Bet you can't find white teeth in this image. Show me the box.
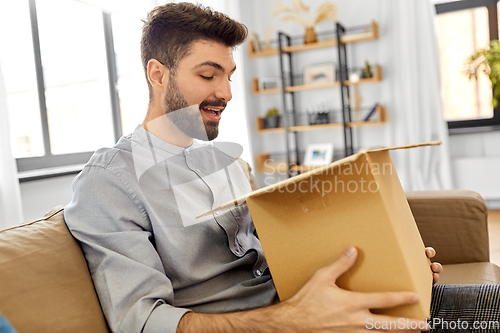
[203,107,221,116]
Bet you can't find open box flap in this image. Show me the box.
[197,141,441,218]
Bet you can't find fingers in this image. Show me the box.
[425,247,436,258]
[355,291,419,310]
[431,262,442,284]
[431,262,442,274]
[321,246,358,281]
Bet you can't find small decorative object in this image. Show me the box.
[303,143,334,166]
[307,101,330,125]
[304,27,317,44]
[349,73,363,121]
[466,39,500,107]
[263,107,281,129]
[304,63,335,85]
[272,0,338,45]
[259,77,281,91]
[361,61,373,79]
[363,103,379,121]
[248,32,261,52]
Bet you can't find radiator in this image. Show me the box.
[453,157,500,200]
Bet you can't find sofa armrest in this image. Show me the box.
[406,190,489,265]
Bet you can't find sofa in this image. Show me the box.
[0,190,499,333]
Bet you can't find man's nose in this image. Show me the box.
[215,79,232,102]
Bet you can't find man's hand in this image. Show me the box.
[177,247,430,332]
[425,247,443,284]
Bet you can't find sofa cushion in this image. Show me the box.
[406,190,489,265]
[437,262,500,285]
[0,207,109,333]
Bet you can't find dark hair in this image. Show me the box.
[141,2,248,97]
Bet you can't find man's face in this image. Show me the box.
[163,40,235,141]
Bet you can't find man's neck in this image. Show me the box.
[142,112,194,148]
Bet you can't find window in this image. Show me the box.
[0,0,44,159]
[0,0,149,175]
[435,0,500,131]
[111,14,149,135]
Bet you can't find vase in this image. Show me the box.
[264,116,281,129]
[304,27,317,44]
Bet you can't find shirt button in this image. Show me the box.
[256,270,262,276]
[185,149,190,155]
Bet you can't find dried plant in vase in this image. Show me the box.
[272,0,338,44]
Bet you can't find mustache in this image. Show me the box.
[199,99,227,110]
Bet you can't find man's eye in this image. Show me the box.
[200,75,213,80]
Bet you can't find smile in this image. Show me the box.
[201,106,224,120]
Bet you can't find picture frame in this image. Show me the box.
[304,63,336,85]
[303,143,334,166]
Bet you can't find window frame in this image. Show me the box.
[15,0,123,176]
[435,0,500,132]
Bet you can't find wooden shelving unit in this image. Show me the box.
[251,21,386,176]
[256,105,387,133]
[248,21,379,59]
[252,66,382,95]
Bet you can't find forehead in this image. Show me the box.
[179,40,235,71]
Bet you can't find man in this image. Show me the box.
[65,3,442,332]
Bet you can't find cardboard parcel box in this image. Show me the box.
[203,142,439,320]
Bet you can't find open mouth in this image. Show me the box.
[201,106,223,120]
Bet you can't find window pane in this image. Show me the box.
[437,7,493,121]
[36,0,115,155]
[112,14,149,135]
[0,0,45,158]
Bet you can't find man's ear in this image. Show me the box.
[147,59,169,93]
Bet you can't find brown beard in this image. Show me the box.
[163,73,220,141]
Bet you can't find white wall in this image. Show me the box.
[19,175,75,222]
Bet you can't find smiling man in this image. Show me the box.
[142,41,235,144]
[64,3,442,333]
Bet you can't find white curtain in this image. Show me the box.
[378,0,454,191]
[0,61,24,229]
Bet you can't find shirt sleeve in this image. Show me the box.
[64,164,190,333]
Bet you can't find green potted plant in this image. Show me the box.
[361,61,373,79]
[466,39,500,107]
[264,107,281,128]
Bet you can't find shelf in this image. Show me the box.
[256,105,387,133]
[248,21,379,58]
[252,65,382,95]
[289,122,343,131]
[251,78,281,95]
[256,153,324,173]
[256,117,284,133]
[256,153,288,173]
